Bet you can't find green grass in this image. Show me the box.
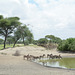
[0,44,4,50]
[0,44,41,50]
[0,44,24,50]
[0,44,13,50]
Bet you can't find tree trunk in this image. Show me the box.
[13,38,19,47]
[4,29,8,49]
[23,37,25,46]
[13,40,17,47]
[4,35,7,49]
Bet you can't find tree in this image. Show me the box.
[33,40,38,45]
[53,37,62,44]
[0,15,3,19]
[17,25,33,45]
[13,25,33,47]
[38,38,48,45]
[57,38,75,52]
[19,25,29,45]
[45,35,55,40]
[45,35,62,44]
[26,30,33,44]
[12,27,21,47]
[0,38,4,44]
[0,15,21,48]
[45,35,55,43]
[6,36,14,45]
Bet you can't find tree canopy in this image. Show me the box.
[12,25,33,47]
[38,38,48,45]
[45,35,61,43]
[0,15,21,48]
[57,38,75,52]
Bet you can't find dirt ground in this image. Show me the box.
[0,46,75,75]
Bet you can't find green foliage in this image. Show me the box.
[45,35,62,44]
[0,38,4,44]
[26,31,33,44]
[12,25,33,47]
[33,40,38,45]
[6,36,14,45]
[0,15,3,19]
[53,37,62,44]
[58,38,75,52]
[0,15,21,48]
[45,35,55,40]
[0,44,13,50]
[38,38,48,45]
[0,44,24,50]
[24,40,29,45]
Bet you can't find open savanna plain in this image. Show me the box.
[0,45,75,75]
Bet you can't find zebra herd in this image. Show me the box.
[47,54,62,59]
[23,54,62,60]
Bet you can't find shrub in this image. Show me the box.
[58,38,75,52]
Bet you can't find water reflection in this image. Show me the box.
[37,58,75,69]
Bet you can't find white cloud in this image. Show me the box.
[0,0,75,39]
[12,0,21,5]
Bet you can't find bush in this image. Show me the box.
[58,38,75,52]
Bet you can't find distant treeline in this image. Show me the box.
[33,35,75,52]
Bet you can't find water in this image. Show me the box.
[35,57,75,69]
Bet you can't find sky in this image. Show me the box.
[0,0,75,40]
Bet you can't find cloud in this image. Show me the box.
[0,0,75,39]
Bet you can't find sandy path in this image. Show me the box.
[0,46,75,75]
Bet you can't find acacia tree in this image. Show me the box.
[0,15,21,48]
[12,29,21,47]
[45,35,61,44]
[13,25,33,47]
[38,38,48,46]
[19,25,28,45]
[26,30,33,44]
[45,35,55,43]
[18,25,33,45]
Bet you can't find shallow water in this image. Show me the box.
[36,57,75,69]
